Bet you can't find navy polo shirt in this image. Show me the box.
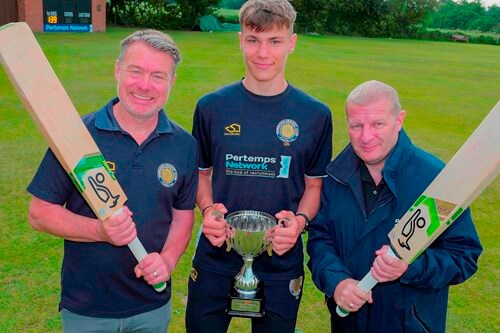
[192,81,333,280]
[27,98,198,318]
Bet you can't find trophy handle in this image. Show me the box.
[211,210,232,252]
[278,218,291,227]
[268,218,290,256]
[226,226,233,252]
[265,228,275,256]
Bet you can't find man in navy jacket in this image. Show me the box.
[307,80,482,332]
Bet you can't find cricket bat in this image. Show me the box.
[0,22,165,292]
[337,101,500,316]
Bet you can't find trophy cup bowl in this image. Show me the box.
[225,210,276,317]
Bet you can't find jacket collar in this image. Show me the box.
[327,130,413,199]
[95,97,174,134]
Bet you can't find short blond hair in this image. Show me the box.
[346,80,402,116]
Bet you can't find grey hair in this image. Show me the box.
[345,80,402,116]
[118,29,181,71]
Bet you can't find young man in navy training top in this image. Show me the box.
[186,0,333,332]
[307,80,482,332]
[27,29,198,332]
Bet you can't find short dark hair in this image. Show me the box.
[239,0,297,33]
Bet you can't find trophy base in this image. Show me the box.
[227,282,265,318]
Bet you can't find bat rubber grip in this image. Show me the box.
[128,238,166,292]
[113,208,167,292]
[336,247,397,317]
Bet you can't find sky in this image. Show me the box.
[478,0,500,7]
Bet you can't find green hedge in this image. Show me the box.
[414,28,499,45]
[111,1,183,30]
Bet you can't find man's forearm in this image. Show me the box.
[296,177,322,221]
[29,196,101,242]
[196,169,214,213]
[160,209,195,271]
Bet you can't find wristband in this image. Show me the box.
[295,213,310,234]
[201,205,213,217]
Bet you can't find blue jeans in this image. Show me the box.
[61,301,171,333]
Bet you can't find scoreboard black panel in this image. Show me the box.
[43,0,92,32]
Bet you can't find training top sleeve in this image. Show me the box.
[306,109,333,177]
[192,102,213,169]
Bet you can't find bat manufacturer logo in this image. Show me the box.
[398,208,426,251]
[397,195,448,252]
[88,172,120,208]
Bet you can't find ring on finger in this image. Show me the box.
[350,303,354,308]
[153,271,158,277]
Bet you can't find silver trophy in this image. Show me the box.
[224,210,276,317]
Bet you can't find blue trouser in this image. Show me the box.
[61,301,171,333]
[185,266,303,333]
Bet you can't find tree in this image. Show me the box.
[176,0,220,22]
[107,0,220,29]
[385,0,438,36]
[293,0,332,33]
[425,0,493,30]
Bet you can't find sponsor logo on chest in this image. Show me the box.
[225,154,291,179]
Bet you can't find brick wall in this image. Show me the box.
[92,0,106,32]
[18,0,106,33]
[18,0,43,32]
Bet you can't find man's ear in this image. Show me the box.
[238,31,243,50]
[114,60,120,81]
[397,110,406,131]
[289,33,297,53]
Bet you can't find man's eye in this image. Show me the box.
[153,75,166,82]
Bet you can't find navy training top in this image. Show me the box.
[192,81,333,280]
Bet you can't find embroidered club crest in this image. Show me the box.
[289,276,303,299]
[157,163,178,188]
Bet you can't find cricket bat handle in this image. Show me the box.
[336,247,398,317]
[113,208,167,292]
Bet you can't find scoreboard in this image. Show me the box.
[43,0,92,32]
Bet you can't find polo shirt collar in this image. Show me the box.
[359,161,385,186]
[95,97,174,134]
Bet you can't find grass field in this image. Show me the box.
[0,27,499,332]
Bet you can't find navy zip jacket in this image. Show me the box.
[307,130,482,333]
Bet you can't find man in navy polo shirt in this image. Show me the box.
[27,29,198,332]
[185,1,333,332]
